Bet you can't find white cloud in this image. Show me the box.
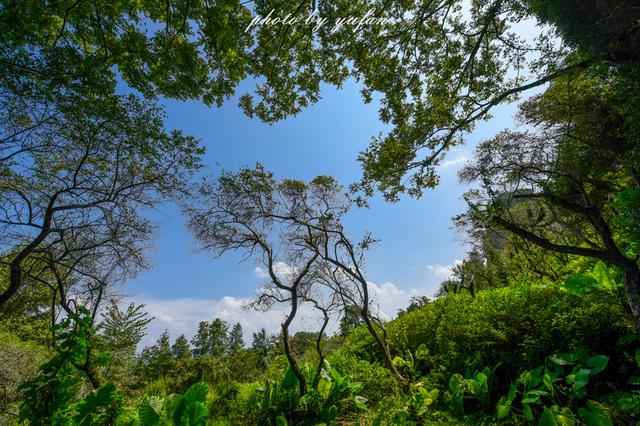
[426,260,462,282]
[367,281,418,321]
[131,281,421,349]
[254,262,295,281]
[439,155,469,171]
[253,266,268,279]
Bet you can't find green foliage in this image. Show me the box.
[446,367,492,416]
[98,301,154,388]
[18,307,119,425]
[495,349,614,424]
[172,335,192,362]
[0,330,49,424]
[138,330,175,383]
[385,284,633,384]
[562,261,620,297]
[227,323,244,356]
[138,382,209,426]
[400,383,440,421]
[612,187,640,257]
[245,360,366,425]
[328,351,400,405]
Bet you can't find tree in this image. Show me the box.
[353,0,640,200]
[299,289,340,389]
[185,164,406,388]
[5,0,638,206]
[190,318,230,358]
[98,301,153,355]
[172,335,192,361]
[191,321,211,358]
[397,295,431,316]
[338,304,363,338]
[97,301,153,386]
[439,251,486,297]
[457,72,640,323]
[227,323,244,355]
[139,330,174,382]
[251,328,271,355]
[0,90,202,311]
[209,318,230,358]
[186,169,319,395]
[252,328,275,369]
[17,308,117,424]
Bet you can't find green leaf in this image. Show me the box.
[138,396,163,426]
[73,383,116,425]
[523,403,534,422]
[184,382,208,404]
[164,394,185,424]
[563,275,598,296]
[548,353,578,366]
[577,401,613,426]
[181,401,208,426]
[570,369,591,393]
[592,261,614,289]
[507,383,517,401]
[538,407,558,426]
[522,395,542,404]
[282,367,297,390]
[586,355,609,375]
[496,396,512,419]
[543,373,554,392]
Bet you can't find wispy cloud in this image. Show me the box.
[439,155,469,171]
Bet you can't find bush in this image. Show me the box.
[0,331,49,424]
[384,284,634,386]
[329,351,400,405]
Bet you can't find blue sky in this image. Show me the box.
[123,77,523,345]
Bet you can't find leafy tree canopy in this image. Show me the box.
[4,0,639,202]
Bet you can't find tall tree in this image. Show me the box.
[171,335,192,361]
[4,0,638,205]
[251,328,271,356]
[191,321,211,358]
[227,323,244,355]
[97,300,153,386]
[208,318,230,358]
[252,328,274,369]
[139,330,174,381]
[0,91,202,310]
[457,72,640,323]
[185,165,406,388]
[186,167,319,395]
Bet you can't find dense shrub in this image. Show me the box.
[328,352,400,405]
[385,284,635,380]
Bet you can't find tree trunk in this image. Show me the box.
[622,261,640,326]
[312,311,329,389]
[467,282,475,298]
[362,315,407,390]
[281,325,307,395]
[281,294,307,395]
